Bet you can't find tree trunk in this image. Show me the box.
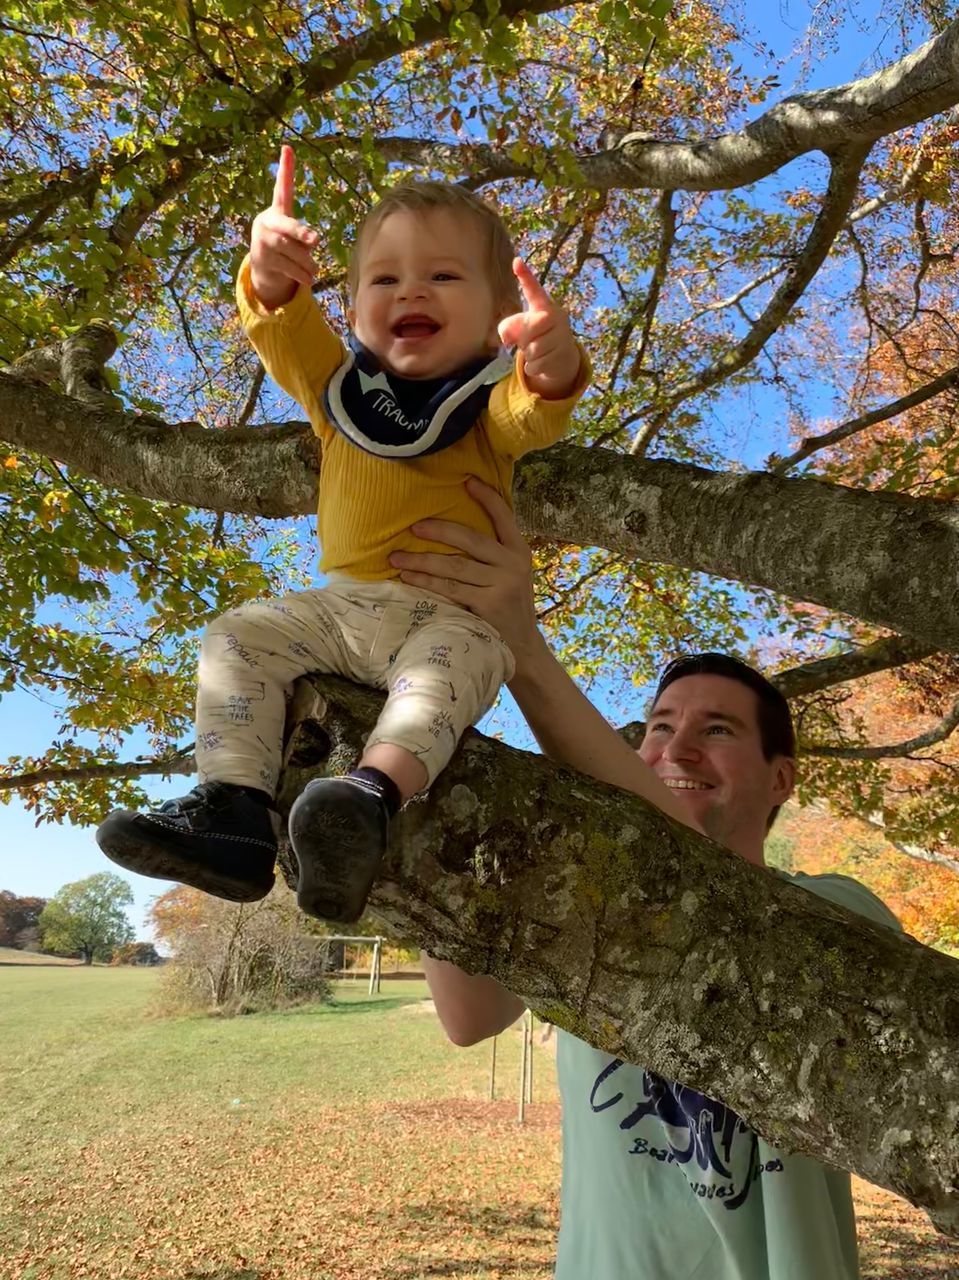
[276,674,959,1237]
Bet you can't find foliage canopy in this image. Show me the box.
[2,0,959,881]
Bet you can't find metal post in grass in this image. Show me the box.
[489,1035,497,1101]
[368,936,382,996]
[518,1011,529,1123]
[525,1010,534,1104]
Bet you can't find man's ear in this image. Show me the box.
[773,756,796,807]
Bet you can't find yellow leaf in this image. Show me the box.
[3,456,19,469]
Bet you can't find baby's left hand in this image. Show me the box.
[497,258,581,399]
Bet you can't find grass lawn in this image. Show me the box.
[1,966,955,1279]
[0,946,82,966]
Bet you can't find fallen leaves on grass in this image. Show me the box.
[4,1100,562,1280]
[854,1177,959,1279]
[6,1101,958,1279]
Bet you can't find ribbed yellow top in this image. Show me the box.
[237,258,590,580]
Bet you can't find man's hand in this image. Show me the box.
[389,477,547,675]
[249,144,319,310]
[497,258,581,399]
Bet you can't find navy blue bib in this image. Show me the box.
[324,335,512,458]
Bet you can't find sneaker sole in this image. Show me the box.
[288,786,385,924]
[96,812,275,904]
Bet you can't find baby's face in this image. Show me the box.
[348,207,507,380]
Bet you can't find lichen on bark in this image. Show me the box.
[275,672,959,1237]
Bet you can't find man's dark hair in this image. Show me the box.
[652,653,796,829]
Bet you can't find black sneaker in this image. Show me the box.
[288,777,390,924]
[96,781,277,903]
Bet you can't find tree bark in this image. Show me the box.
[231,19,959,197]
[515,446,959,655]
[276,674,959,1237]
[3,377,958,652]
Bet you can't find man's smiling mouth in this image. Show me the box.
[662,779,714,790]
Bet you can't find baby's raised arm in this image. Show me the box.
[249,145,319,310]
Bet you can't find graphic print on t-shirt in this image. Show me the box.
[589,1057,785,1210]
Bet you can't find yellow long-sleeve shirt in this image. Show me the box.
[237,257,591,580]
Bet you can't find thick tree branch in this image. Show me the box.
[0,375,320,515]
[514,445,959,655]
[3,378,959,652]
[861,813,959,877]
[772,636,939,700]
[807,695,959,759]
[305,23,959,196]
[593,19,959,191]
[1,321,121,408]
[768,362,959,474]
[7,14,959,273]
[276,674,959,1236]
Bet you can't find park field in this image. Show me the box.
[0,965,956,1280]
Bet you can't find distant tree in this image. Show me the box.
[0,891,48,948]
[38,873,134,964]
[110,940,162,966]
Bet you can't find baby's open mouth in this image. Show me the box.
[393,318,441,338]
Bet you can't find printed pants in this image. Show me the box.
[194,577,515,795]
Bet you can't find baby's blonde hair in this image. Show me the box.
[347,180,521,316]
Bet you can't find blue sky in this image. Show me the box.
[0,2,912,935]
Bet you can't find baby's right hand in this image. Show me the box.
[249,145,318,310]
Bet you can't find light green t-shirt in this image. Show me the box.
[555,873,901,1280]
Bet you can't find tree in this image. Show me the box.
[109,940,163,965]
[0,890,48,948]
[149,881,331,1013]
[3,0,959,1234]
[38,872,134,964]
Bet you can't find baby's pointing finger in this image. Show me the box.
[272,144,296,217]
[513,256,553,310]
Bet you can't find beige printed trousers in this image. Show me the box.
[194,577,515,796]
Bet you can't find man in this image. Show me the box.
[390,478,900,1280]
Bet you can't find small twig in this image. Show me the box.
[629,189,677,385]
[769,363,959,474]
[629,144,872,450]
[0,747,196,792]
[233,365,266,430]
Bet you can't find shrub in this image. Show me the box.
[149,882,331,1016]
[110,941,163,966]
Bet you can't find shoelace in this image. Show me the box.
[157,782,226,816]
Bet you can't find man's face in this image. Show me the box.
[637,673,795,865]
[347,207,505,380]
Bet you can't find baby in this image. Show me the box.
[97,145,589,923]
